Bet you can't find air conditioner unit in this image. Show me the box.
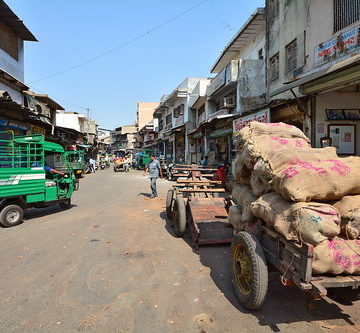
[220,96,236,108]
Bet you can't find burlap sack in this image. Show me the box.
[240,135,310,169]
[333,195,360,239]
[250,174,271,197]
[253,147,338,179]
[232,184,257,223]
[247,122,310,141]
[234,155,252,183]
[228,206,243,231]
[271,156,360,202]
[250,193,340,245]
[312,237,360,275]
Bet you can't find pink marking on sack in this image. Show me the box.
[281,166,299,178]
[287,160,327,175]
[334,251,352,269]
[328,160,351,175]
[270,136,289,145]
[295,140,304,148]
[284,124,293,128]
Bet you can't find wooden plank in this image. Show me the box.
[173,183,216,187]
[174,167,217,172]
[177,179,222,184]
[179,188,225,193]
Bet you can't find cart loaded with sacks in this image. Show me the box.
[166,164,233,249]
[228,121,360,310]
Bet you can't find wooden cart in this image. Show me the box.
[231,223,360,310]
[166,165,233,248]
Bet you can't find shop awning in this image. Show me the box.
[270,53,360,97]
[208,128,232,138]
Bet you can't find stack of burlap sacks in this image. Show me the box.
[228,121,360,275]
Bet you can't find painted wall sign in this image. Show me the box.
[232,109,270,136]
[315,24,360,66]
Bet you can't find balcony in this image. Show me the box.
[174,115,184,127]
[207,60,239,99]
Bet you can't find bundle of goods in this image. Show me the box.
[230,121,360,276]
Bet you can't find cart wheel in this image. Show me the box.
[59,199,71,209]
[0,204,24,227]
[172,197,186,237]
[231,231,268,310]
[166,189,174,219]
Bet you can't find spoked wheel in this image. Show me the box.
[231,231,268,310]
[172,197,186,237]
[0,204,24,227]
[59,199,71,209]
[166,189,174,219]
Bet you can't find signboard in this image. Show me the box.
[328,124,356,155]
[315,24,360,67]
[232,109,270,136]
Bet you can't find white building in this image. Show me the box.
[267,0,360,156]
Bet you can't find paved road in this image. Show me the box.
[0,169,359,333]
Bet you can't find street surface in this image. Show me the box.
[0,169,359,333]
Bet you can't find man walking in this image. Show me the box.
[145,154,162,198]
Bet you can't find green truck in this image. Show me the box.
[0,131,79,227]
[65,150,86,178]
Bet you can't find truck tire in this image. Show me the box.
[172,197,186,237]
[166,189,174,219]
[0,204,24,227]
[59,199,71,209]
[231,231,268,310]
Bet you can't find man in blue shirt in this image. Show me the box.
[145,154,162,198]
[44,165,65,176]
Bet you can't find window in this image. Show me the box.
[0,22,18,60]
[334,0,360,32]
[166,113,172,125]
[258,48,264,60]
[268,0,279,25]
[269,53,279,81]
[285,39,297,73]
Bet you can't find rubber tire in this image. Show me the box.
[59,199,71,209]
[172,197,186,237]
[166,189,174,219]
[231,231,268,310]
[0,204,24,227]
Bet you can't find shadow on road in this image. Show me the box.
[138,192,152,198]
[24,204,77,221]
[159,209,356,332]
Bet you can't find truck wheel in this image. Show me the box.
[166,189,174,219]
[0,204,24,227]
[59,199,71,209]
[231,231,268,310]
[172,197,186,237]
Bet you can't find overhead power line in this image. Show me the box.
[29,0,209,84]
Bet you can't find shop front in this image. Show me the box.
[299,55,360,156]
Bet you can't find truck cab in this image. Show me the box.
[0,132,79,227]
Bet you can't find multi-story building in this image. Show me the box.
[202,8,267,167]
[0,0,37,135]
[136,102,159,129]
[267,0,360,156]
[111,124,137,155]
[153,77,209,162]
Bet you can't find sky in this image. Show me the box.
[8,0,264,129]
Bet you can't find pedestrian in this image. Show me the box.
[215,162,230,186]
[144,154,162,198]
[89,158,96,173]
[200,155,209,167]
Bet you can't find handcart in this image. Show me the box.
[231,223,360,310]
[166,165,233,248]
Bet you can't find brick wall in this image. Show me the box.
[0,22,18,60]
